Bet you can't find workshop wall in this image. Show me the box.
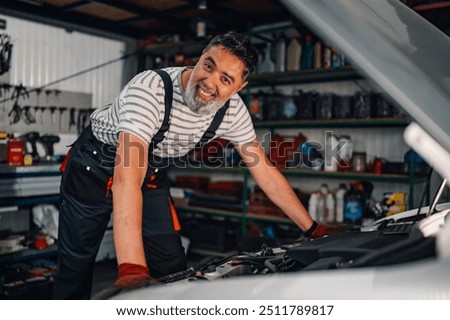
[0,14,125,107]
[0,13,126,154]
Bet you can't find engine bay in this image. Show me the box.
[157,207,448,284]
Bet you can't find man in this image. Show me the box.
[54,31,329,299]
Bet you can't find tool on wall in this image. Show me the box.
[58,106,67,131]
[0,34,13,75]
[69,107,76,131]
[49,106,57,125]
[22,105,36,124]
[8,84,29,124]
[39,106,46,124]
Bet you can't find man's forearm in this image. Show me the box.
[113,182,147,266]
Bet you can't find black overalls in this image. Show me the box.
[53,70,229,299]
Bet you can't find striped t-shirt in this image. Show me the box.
[90,67,256,158]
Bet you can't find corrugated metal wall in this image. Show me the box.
[0,13,125,108]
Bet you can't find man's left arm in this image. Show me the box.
[235,139,315,232]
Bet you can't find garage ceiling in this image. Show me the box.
[0,0,295,39]
[1,0,449,41]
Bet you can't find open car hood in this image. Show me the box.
[281,0,450,183]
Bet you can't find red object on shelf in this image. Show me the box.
[34,234,48,250]
[7,137,24,166]
[269,133,306,169]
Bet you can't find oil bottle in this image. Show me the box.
[343,183,364,225]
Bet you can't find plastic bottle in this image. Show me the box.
[343,184,365,225]
[286,36,301,71]
[301,35,314,69]
[323,47,331,68]
[325,190,335,223]
[338,135,353,164]
[335,183,347,223]
[331,48,342,68]
[316,189,325,223]
[308,192,318,221]
[274,32,287,72]
[315,184,334,223]
[324,132,339,172]
[259,42,275,73]
[196,20,206,37]
[313,40,322,70]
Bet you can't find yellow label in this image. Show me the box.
[23,154,33,166]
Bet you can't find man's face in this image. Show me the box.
[185,45,248,115]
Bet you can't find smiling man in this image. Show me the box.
[54,32,329,300]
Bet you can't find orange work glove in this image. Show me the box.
[304,221,346,239]
[113,263,158,289]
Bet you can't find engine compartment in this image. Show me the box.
[157,208,448,284]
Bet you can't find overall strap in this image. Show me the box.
[193,99,230,150]
[149,69,173,152]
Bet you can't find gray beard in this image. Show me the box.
[185,78,225,115]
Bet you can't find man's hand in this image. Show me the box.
[114,263,159,289]
[304,221,347,239]
[92,263,159,299]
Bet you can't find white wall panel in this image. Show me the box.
[0,13,125,108]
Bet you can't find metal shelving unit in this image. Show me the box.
[159,23,429,248]
[249,67,362,87]
[172,152,429,241]
[254,117,412,129]
[0,164,61,266]
[0,245,58,265]
[171,63,426,237]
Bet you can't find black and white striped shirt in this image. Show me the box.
[90,67,256,158]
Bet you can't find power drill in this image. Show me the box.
[38,134,60,162]
[21,131,40,163]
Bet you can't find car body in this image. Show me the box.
[112,0,450,300]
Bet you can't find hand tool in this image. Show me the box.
[58,106,67,131]
[8,84,29,124]
[22,105,36,124]
[49,106,57,126]
[39,106,46,124]
[69,107,76,131]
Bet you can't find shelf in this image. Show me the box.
[245,212,293,225]
[176,204,294,225]
[248,67,362,87]
[412,1,450,11]
[176,204,244,220]
[171,165,426,184]
[142,38,209,56]
[0,244,58,265]
[279,168,428,183]
[0,163,61,179]
[254,117,412,129]
[0,195,60,208]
